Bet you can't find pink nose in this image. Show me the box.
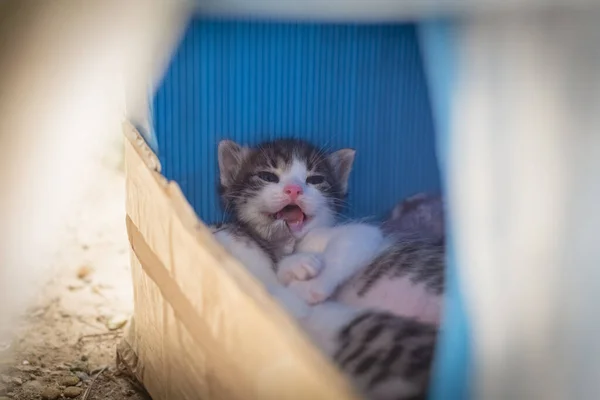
[284,184,303,200]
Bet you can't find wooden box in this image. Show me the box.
[117,123,359,400]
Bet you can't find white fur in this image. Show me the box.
[279,223,390,305]
[212,226,368,348]
[213,228,310,319]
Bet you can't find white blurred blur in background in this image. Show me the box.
[0,0,188,337]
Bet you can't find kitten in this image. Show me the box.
[213,137,359,318]
[212,138,438,399]
[216,138,391,306]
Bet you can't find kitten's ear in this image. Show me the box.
[218,140,249,186]
[328,148,356,194]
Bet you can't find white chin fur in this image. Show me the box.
[294,211,335,238]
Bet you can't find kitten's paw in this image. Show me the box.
[277,253,324,285]
[288,279,333,305]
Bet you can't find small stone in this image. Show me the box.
[80,355,88,362]
[106,315,128,331]
[17,365,39,373]
[59,375,80,387]
[41,386,61,400]
[91,285,104,296]
[69,362,89,374]
[67,284,84,291]
[63,386,84,398]
[74,372,89,382]
[76,265,93,281]
[21,379,42,396]
[21,360,29,365]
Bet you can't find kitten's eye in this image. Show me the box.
[257,171,279,183]
[306,175,325,185]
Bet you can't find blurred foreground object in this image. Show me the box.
[0,0,189,336]
[448,9,600,400]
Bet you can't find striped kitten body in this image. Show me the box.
[335,233,445,326]
[334,192,445,325]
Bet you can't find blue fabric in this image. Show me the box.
[153,19,440,224]
[418,20,471,400]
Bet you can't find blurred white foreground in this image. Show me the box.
[0,0,188,338]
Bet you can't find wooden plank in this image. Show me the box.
[120,122,358,400]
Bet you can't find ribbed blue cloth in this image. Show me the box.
[153,19,440,224]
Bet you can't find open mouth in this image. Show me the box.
[273,204,308,233]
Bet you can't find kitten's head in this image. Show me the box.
[218,139,355,242]
[383,192,445,239]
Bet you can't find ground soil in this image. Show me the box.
[0,142,149,400]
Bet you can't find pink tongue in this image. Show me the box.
[277,207,305,232]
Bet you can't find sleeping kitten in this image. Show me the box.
[212,138,438,399]
[382,192,445,240]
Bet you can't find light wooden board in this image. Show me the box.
[118,122,358,400]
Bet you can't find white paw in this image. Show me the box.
[288,279,334,305]
[277,252,324,286]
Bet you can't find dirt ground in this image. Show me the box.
[0,139,150,400]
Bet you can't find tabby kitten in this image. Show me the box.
[212,138,439,400]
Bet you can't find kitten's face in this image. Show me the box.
[218,139,355,241]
